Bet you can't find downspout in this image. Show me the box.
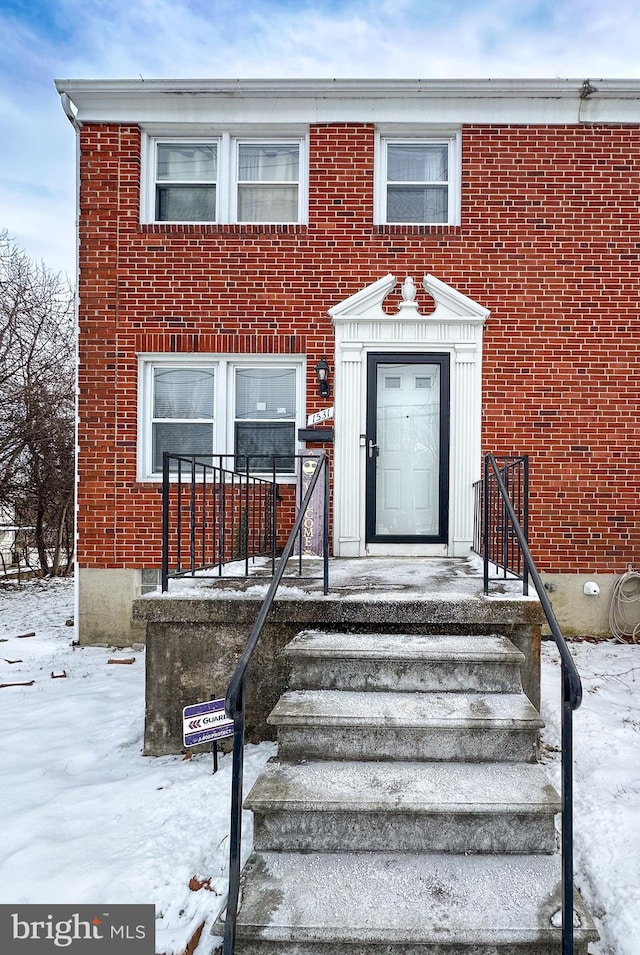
[59,91,82,133]
[58,90,82,640]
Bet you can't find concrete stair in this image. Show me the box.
[247,759,560,854]
[227,630,597,954]
[269,688,543,762]
[285,632,527,694]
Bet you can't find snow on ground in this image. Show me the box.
[0,576,638,954]
[541,639,640,955]
[0,577,274,954]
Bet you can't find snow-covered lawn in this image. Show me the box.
[0,577,638,954]
[541,638,640,955]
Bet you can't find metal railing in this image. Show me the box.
[222,452,329,955]
[474,453,583,955]
[161,453,327,591]
[473,455,529,593]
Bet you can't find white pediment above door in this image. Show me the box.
[329,273,490,326]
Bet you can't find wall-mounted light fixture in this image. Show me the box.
[315,357,330,398]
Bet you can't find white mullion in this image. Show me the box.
[141,135,154,223]
[216,357,229,453]
[297,136,307,224]
[374,131,388,224]
[219,132,233,223]
[295,359,306,450]
[449,132,461,225]
[138,358,153,478]
[230,134,241,223]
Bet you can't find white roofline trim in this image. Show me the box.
[54,77,640,128]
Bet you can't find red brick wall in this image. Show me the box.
[77,122,640,573]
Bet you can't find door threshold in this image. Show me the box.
[364,543,449,557]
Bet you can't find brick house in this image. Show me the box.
[54,77,640,645]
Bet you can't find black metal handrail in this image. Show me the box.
[222,452,329,955]
[480,453,583,955]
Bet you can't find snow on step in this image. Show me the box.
[285,632,526,693]
[234,851,598,953]
[269,689,543,761]
[270,689,542,727]
[285,631,524,661]
[247,758,560,854]
[247,758,558,813]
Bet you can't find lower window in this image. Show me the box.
[139,358,303,479]
[234,366,297,472]
[151,367,215,472]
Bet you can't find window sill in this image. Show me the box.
[373,224,462,236]
[140,223,308,235]
[137,473,299,486]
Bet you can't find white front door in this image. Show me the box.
[366,353,449,544]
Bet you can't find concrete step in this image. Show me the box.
[269,689,543,762]
[246,758,560,854]
[232,851,598,955]
[285,631,526,694]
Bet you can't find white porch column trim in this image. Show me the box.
[330,273,489,558]
[334,342,363,556]
[451,342,483,556]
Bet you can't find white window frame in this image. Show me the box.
[375,130,461,226]
[232,139,303,225]
[137,354,306,481]
[150,139,219,223]
[143,133,308,225]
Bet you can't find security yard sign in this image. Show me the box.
[183,698,234,747]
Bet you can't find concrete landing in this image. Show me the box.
[147,555,531,601]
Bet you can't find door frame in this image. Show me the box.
[365,352,450,545]
[330,273,489,559]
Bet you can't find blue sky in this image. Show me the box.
[1,0,638,277]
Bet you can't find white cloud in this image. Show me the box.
[1,0,639,274]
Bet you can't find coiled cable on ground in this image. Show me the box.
[609,567,640,643]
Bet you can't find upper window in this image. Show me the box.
[155,143,217,222]
[146,135,305,224]
[376,135,460,226]
[138,357,304,479]
[236,144,300,223]
[386,143,448,223]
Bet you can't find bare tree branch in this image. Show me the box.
[0,231,75,576]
